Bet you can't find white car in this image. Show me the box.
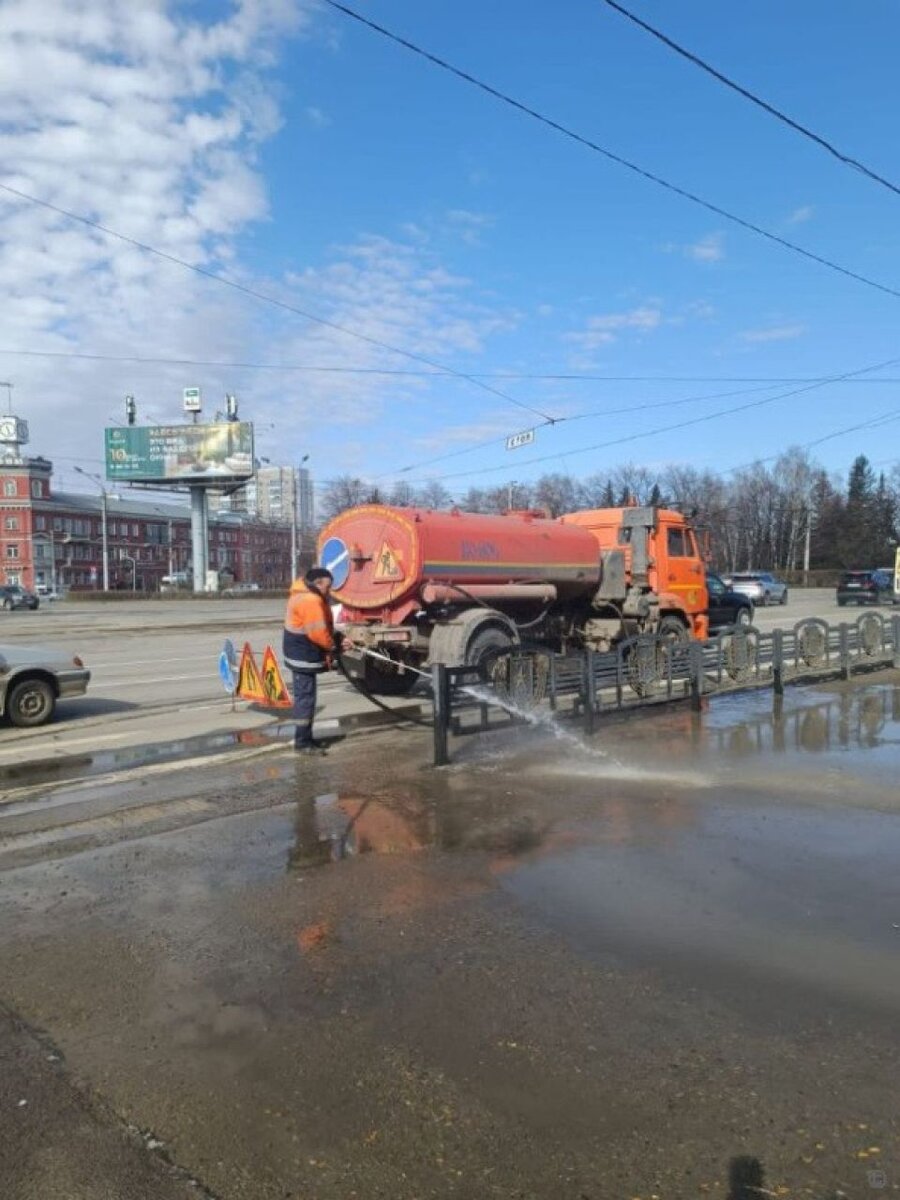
[725,572,789,606]
[0,644,90,727]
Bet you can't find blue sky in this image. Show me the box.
[3,0,900,500]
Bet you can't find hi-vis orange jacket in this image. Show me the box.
[282,580,336,672]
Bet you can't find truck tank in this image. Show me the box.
[319,505,601,623]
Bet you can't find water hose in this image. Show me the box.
[335,644,435,728]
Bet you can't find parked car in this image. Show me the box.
[725,572,788,606]
[836,569,895,606]
[34,585,61,601]
[0,644,90,727]
[706,572,754,631]
[0,585,40,611]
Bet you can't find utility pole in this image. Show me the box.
[100,490,109,591]
[290,467,298,581]
[74,466,113,592]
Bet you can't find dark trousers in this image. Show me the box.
[290,669,318,747]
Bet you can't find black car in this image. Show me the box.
[0,585,40,611]
[706,572,754,631]
[836,570,894,606]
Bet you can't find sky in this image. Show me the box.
[2,0,900,503]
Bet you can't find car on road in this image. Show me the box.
[0,643,90,727]
[725,572,788,606]
[836,569,895,606]
[706,572,754,631]
[0,585,40,611]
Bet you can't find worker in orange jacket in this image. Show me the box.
[282,567,340,755]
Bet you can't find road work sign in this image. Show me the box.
[261,645,292,708]
[237,643,266,702]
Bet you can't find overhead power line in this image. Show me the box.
[323,0,900,302]
[9,344,900,385]
[601,0,900,200]
[399,355,900,484]
[0,180,555,425]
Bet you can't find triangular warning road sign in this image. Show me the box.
[261,644,292,708]
[237,642,267,702]
[373,540,403,582]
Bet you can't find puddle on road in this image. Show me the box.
[0,725,288,792]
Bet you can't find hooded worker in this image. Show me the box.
[283,567,341,755]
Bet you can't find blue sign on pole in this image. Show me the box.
[320,536,351,589]
[218,639,237,694]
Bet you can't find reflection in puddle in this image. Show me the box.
[286,788,555,872]
[711,684,900,758]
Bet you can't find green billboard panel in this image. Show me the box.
[105,422,254,483]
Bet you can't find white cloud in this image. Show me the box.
[563,305,663,353]
[0,0,520,478]
[685,232,725,263]
[304,105,331,128]
[445,208,494,246]
[787,205,814,225]
[661,232,725,263]
[740,323,806,344]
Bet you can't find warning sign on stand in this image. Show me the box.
[261,645,292,708]
[373,541,403,582]
[237,643,266,702]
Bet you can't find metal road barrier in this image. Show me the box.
[430,613,900,766]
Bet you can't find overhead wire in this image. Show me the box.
[372,380,787,480]
[9,345,900,385]
[0,180,555,425]
[397,355,900,484]
[600,0,900,200]
[322,0,900,302]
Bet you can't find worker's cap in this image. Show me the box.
[305,567,334,585]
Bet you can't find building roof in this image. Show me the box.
[34,491,259,525]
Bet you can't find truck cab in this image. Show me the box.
[561,505,708,645]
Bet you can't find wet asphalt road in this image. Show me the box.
[1,676,899,1198]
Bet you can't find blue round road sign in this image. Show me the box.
[320,536,351,589]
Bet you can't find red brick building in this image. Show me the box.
[0,453,292,593]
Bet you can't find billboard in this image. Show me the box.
[105,422,254,484]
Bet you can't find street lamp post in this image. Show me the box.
[74,466,114,592]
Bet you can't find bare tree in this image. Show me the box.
[319,475,369,521]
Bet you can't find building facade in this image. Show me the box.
[0,454,293,593]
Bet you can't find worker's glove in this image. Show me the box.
[324,653,336,671]
[333,629,345,651]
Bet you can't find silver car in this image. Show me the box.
[726,572,789,606]
[0,644,90,727]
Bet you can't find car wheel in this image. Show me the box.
[0,598,9,610]
[735,607,752,628]
[6,677,56,727]
[780,590,789,605]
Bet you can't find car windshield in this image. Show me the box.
[840,572,871,583]
[731,574,760,582]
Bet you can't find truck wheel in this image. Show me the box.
[362,656,418,696]
[7,677,56,727]
[466,624,516,680]
[657,615,690,644]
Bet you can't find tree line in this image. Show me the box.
[320,449,899,573]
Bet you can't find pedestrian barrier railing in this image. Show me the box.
[430,613,900,766]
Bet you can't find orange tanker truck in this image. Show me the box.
[318,502,709,694]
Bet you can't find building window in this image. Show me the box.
[32,481,42,499]
[6,544,19,559]
[3,480,15,497]
[34,515,46,531]
[34,544,46,560]
[5,572,19,585]
[132,523,139,537]
[4,516,17,531]
[53,517,63,532]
